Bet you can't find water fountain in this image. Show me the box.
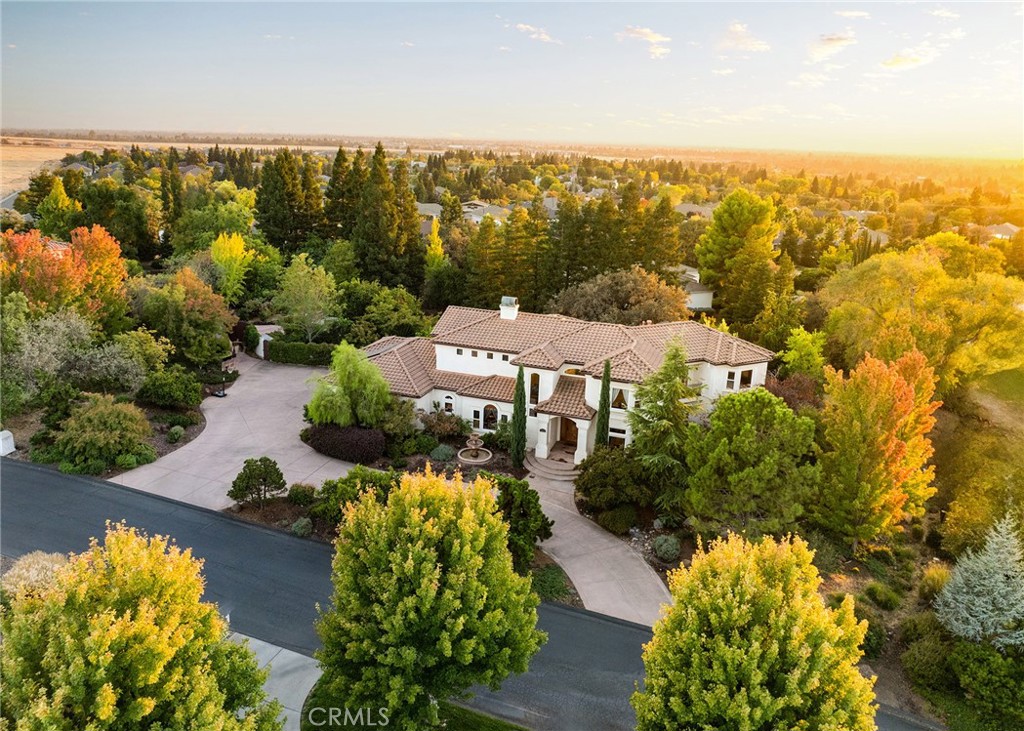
[457,433,493,465]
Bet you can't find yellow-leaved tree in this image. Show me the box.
[632,534,876,731]
[0,523,282,730]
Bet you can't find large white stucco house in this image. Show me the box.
[365,298,774,465]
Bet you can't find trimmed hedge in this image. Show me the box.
[266,340,335,366]
[301,424,386,464]
[596,504,637,535]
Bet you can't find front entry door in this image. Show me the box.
[561,418,578,446]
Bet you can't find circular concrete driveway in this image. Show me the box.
[111,355,352,510]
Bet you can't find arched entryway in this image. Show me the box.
[483,404,498,430]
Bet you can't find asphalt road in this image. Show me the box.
[0,459,941,731]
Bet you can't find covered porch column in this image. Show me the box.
[535,414,553,459]
[573,419,591,465]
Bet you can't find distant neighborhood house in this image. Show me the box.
[366,299,772,464]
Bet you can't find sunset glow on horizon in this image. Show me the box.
[2,2,1022,159]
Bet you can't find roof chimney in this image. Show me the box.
[499,296,519,320]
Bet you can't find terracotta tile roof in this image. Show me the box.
[459,375,517,402]
[370,307,774,395]
[536,377,595,420]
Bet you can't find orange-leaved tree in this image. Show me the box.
[815,349,940,552]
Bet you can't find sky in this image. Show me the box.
[2,2,1022,159]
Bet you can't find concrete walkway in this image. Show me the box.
[110,355,351,510]
[528,474,672,627]
[232,632,320,731]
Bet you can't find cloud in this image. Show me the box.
[6,43,16,49]
[788,72,832,88]
[939,27,966,41]
[808,30,857,63]
[616,25,672,59]
[262,34,282,40]
[719,22,770,52]
[497,45,511,52]
[835,10,870,19]
[400,41,415,47]
[881,41,940,70]
[929,8,960,19]
[712,68,735,75]
[515,23,561,44]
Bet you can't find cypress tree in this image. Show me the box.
[353,143,398,283]
[595,360,611,447]
[511,366,527,470]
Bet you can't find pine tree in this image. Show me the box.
[632,534,875,731]
[466,216,501,308]
[323,146,348,236]
[393,159,426,292]
[638,196,682,276]
[511,366,527,469]
[339,148,367,239]
[353,143,399,284]
[935,514,1024,650]
[595,360,611,447]
[254,156,292,249]
[298,156,324,241]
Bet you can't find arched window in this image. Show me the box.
[530,373,540,404]
[443,395,454,413]
[483,404,498,430]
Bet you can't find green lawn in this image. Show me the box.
[978,367,1024,408]
[301,676,527,731]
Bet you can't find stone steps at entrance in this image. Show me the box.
[524,450,579,481]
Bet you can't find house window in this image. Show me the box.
[483,404,498,430]
[487,352,494,360]
[740,370,753,389]
[443,396,454,413]
[500,414,508,423]
[565,368,583,375]
[609,427,627,449]
[472,350,478,358]
[611,388,627,410]
[472,410,481,429]
[530,373,539,405]
[726,371,737,390]
[502,354,509,362]
[457,348,463,355]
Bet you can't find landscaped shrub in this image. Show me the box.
[287,483,316,507]
[244,323,260,353]
[429,444,456,463]
[115,454,138,470]
[0,551,66,605]
[652,534,681,563]
[227,456,286,509]
[153,410,202,429]
[854,603,886,659]
[301,424,386,464]
[481,420,513,452]
[482,471,554,575]
[902,633,957,692]
[378,396,417,445]
[864,581,902,610]
[52,394,154,474]
[950,641,1024,725]
[136,365,203,409]
[900,611,948,645]
[918,563,952,604]
[290,517,313,538]
[399,432,438,457]
[34,378,83,431]
[167,425,185,444]
[418,406,472,439]
[310,466,401,527]
[532,564,571,602]
[596,504,638,535]
[266,340,334,366]
[575,446,652,511]
[802,529,844,576]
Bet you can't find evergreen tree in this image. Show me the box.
[525,193,553,309]
[638,196,682,276]
[549,192,586,291]
[298,156,324,241]
[393,159,426,293]
[466,216,501,307]
[511,366,527,469]
[255,156,292,249]
[935,514,1024,650]
[353,143,399,284]
[632,534,874,731]
[339,148,368,239]
[323,146,348,235]
[595,360,611,447]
